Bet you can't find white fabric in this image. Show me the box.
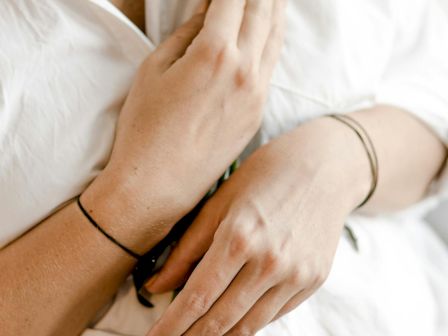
[1,0,448,335]
[0,0,151,248]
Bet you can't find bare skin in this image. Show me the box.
[0,1,285,335]
[144,106,446,336]
[109,0,146,31]
[0,1,446,336]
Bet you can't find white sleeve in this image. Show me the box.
[376,0,448,198]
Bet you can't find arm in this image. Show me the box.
[342,106,446,213]
[145,1,448,334]
[0,17,202,336]
[0,1,284,334]
[0,200,136,336]
[145,105,446,336]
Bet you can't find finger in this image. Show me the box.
[238,0,274,62]
[271,288,314,322]
[144,206,219,293]
[152,13,206,71]
[201,0,246,43]
[194,0,211,14]
[260,0,287,82]
[146,233,245,336]
[225,285,299,336]
[184,261,275,336]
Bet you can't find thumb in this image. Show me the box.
[144,204,220,294]
[152,12,206,72]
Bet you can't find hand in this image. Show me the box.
[83,0,286,253]
[144,118,370,335]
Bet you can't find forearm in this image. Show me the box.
[0,199,136,336]
[347,106,446,212]
[284,105,446,214]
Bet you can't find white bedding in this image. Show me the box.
[1,0,448,335]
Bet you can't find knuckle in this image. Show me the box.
[199,318,227,336]
[234,64,258,90]
[288,273,302,288]
[287,267,310,288]
[185,292,210,316]
[287,263,331,289]
[196,38,236,69]
[228,229,254,258]
[260,250,284,276]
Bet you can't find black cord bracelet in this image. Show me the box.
[329,114,379,208]
[77,196,142,259]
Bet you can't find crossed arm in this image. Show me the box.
[0,1,446,336]
[1,105,444,336]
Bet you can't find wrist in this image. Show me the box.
[287,116,372,215]
[81,165,184,254]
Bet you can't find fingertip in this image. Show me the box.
[151,12,206,71]
[144,271,176,294]
[144,273,162,293]
[144,262,191,294]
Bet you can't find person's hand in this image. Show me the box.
[82,0,286,253]
[144,117,371,335]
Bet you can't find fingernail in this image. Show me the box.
[144,273,160,292]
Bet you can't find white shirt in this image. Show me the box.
[1,1,448,335]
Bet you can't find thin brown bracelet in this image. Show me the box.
[329,114,379,208]
[77,196,141,259]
